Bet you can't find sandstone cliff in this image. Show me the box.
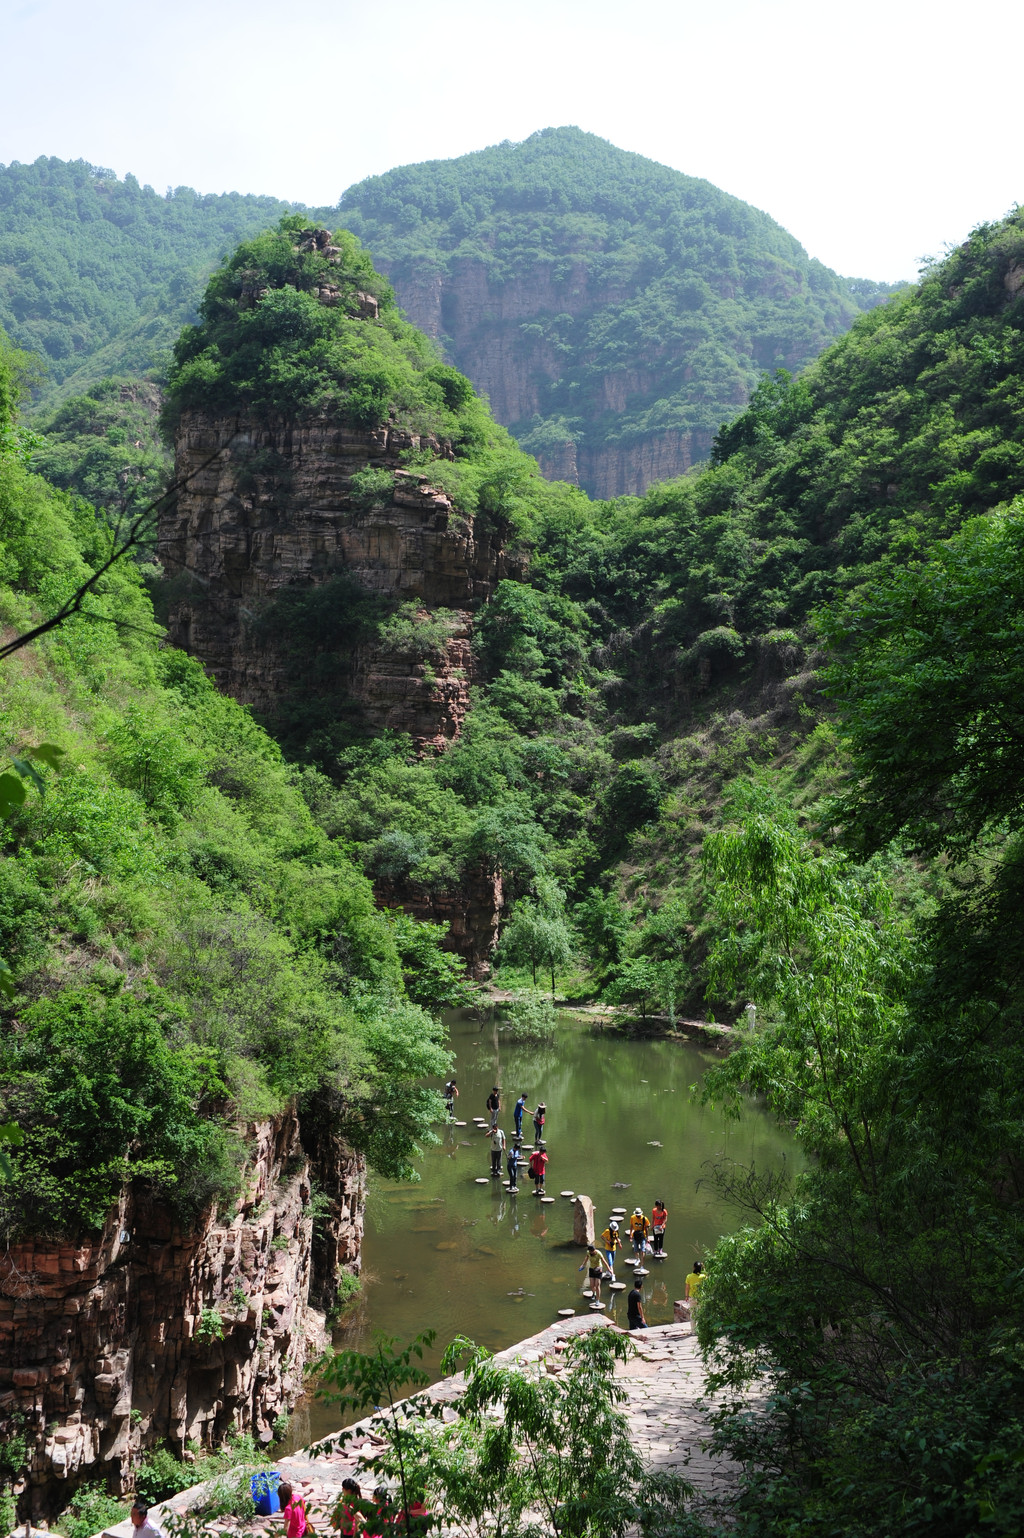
[0,1109,363,1520]
[369,252,747,499]
[160,411,515,749]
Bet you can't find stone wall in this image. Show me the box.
[0,1109,364,1520]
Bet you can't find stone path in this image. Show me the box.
[97,1318,741,1538]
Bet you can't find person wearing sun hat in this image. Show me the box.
[629,1206,650,1260]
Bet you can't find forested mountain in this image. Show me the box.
[3,193,1024,1533]
[0,157,319,400]
[339,127,902,495]
[0,142,900,501]
[154,207,1024,1532]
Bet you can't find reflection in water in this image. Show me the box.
[293,1009,797,1447]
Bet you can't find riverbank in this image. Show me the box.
[477,987,737,1049]
[96,1316,745,1538]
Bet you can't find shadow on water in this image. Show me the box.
[292,1005,799,1446]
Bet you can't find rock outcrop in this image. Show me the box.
[373,866,503,980]
[0,1109,364,1520]
[159,412,515,746]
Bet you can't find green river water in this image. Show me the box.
[290,1007,796,1446]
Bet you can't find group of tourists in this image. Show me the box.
[324,1478,429,1538]
[444,1075,707,1330]
[448,1080,550,1194]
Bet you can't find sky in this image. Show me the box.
[2,0,1022,281]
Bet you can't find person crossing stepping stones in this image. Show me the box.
[578,1244,614,1292]
[532,1100,547,1146]
[506,1137,523,1190]
[600,1219,623,1273]
[629,1206,651,1260]
[514,1092,531,1140]
[651,1199,668,1255]
[489,1123,506,1177]
[486,1086,501,1130]
[443,1077,458,1119]
[528,1144,548,1194]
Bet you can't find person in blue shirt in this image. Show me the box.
[514,1093,530,1139]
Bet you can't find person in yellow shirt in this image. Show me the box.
[629,1207,651,1260]
[685,1260,705,1310]
[600,1220,622,1272]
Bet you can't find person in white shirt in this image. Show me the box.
[131,1503,164,1538]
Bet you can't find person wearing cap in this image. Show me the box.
[532,1101,546,1146]
[629,1207,651,1260]
[600,1220,622,1272]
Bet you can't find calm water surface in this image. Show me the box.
[291,1008,795,1446]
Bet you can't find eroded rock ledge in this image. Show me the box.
[0,1108,364,1521]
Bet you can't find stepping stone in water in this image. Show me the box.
[560,1190,574,1198]
[633,1267,649,1277]
[454,1120,467,1127]
[557,1308,575,1317]
[647,1140,662,1147]
[541,1196,555,1204]
[609,1281,626,1291]
[652,1251,668,1259]
[581,1289,594,1299]
[589,1300,606,1310]
[474,1177,489,1184]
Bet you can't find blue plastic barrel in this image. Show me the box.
[251,1470,282,1515]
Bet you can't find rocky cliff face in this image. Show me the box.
[371,255,743,500]
[159,411,515,748]
[0,1110,363,1520]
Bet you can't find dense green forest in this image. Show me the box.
[0,330,462,1240]
[0,157,320,401]
[160,209,1024,1532]
[3,196,1024,1532]
[339,127,902,481]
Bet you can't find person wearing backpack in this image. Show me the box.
[528,1145,548,1194]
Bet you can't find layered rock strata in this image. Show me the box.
[373,866,503,980]
[160,411,514,745]
[0,1109,364,1520]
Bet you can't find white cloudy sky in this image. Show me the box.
[2,0,1021,281]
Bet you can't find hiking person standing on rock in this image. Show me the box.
[489,1122,506,1177]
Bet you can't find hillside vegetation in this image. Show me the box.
[340,127,901,490]
[3,198,1024,1532]
[0,157,320,403]
[163,209,1024,1533]
[0,329,455,1242]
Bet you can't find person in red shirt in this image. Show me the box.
[278,1484,308,1538]
[528,1146,548,1194]
[651,1200,668,1255]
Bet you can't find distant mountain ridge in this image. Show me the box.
[0,156,321,400]
[0,139,900,494]
[339,127,902,495]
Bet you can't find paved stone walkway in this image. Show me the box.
[98,1317,741,1538]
